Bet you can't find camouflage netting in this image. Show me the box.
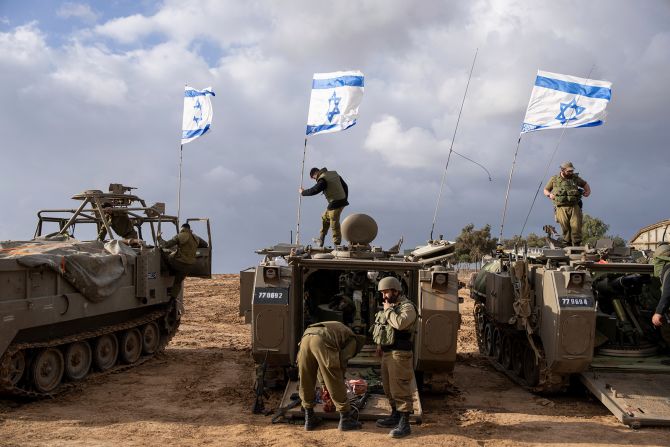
[0,236,136,302]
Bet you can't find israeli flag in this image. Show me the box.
[521,70,612,134]
[181,86,215,145]
[306,70,364,136]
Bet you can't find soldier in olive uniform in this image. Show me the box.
[299,167,349,247]
[98,202,138,241]
[297,321,366,432]
[371,276,417,438]
[158,223,206,300]
[652,243,670,327]
[543,161,591,246]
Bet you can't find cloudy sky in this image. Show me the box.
[1,0,669,272]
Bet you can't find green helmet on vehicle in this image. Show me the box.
[378,276,402,292]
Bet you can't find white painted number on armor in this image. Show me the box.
[560,297,592,307]
[258,291,285,299]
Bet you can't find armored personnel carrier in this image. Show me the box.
[239,213,460,421]
[0,184,211,397]
[470,241,670,427]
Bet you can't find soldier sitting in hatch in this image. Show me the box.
[97,202,139,241]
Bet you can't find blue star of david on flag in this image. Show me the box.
[555,99,585,124]
[182,86,215,145]
[306,70,364,136]
[192,99,203,125]
[520,70,612,134]
[326,91,341,122]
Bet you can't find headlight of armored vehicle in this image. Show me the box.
[431,272,448,291]
[568,272,585,288]
[263,266,279,282]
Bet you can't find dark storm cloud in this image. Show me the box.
[1,0,669,271]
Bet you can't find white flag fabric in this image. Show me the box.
[181,86,215,144]
[306,70,364,136]
[521,70,612,134]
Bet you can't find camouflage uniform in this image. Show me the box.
[160,228,199,299]
[544,173,588,246]
[375,297,417,413]
[301,168,349,246]
[98,211,138,240]
[297,321,364,412]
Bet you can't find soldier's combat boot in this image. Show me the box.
[389,412,411,438]
[304,408,322,431]
[338,410,362,431]
[376,406,400,428]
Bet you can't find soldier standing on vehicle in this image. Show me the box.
[97,202,138,241]
[652,243,670,327]
[158,223,206,301]
[299,167,349,247]
[371,276,417,438]
[297,321,366,431]
[543,161,591,246]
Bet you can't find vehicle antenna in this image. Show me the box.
[429,48,484,241]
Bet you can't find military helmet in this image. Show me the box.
[655,243,670,258]
[378,276,402,292]
[560,161,575,172]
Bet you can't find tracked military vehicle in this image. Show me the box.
[0,184,211,397]
[470,241,670,427]
[239,213,460,421]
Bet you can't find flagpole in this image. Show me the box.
[499,136,522,242]
[429,48,478,241]
[296,136,308,245]
[177,144,183,222]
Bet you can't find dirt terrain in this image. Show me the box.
[1,274,668,446]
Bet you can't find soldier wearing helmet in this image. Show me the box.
[299,167,349,247]
[652,243,670,326]
[370,276,417,438]
[543,161,591,246]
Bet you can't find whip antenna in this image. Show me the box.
[430,48,479,241]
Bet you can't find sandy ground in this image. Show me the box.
[1,273,669,447]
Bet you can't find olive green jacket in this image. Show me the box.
[162,228,199,264]
[303,321,365,367]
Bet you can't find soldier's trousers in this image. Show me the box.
[298,334,350,412]
[381,350,415,413]
[167,257,193,299]
[555,205,582,246]
[320,207,344,246]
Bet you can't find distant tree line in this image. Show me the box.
[454,214,625,267]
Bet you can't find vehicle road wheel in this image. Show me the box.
[511,339,524,377]
[493,328,503,362]
[119,328,142,364]
[94,334,118,371]
[501,335,513,370]
[64,341,92,381]
[141,322,161,355]
[523,344,540,387]
[31,348,64,393]
[3,351,26,386]
[484,323,495,357]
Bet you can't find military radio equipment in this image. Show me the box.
[470,241,670,428]
[0,184,212,397]
[240,213,461,422]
